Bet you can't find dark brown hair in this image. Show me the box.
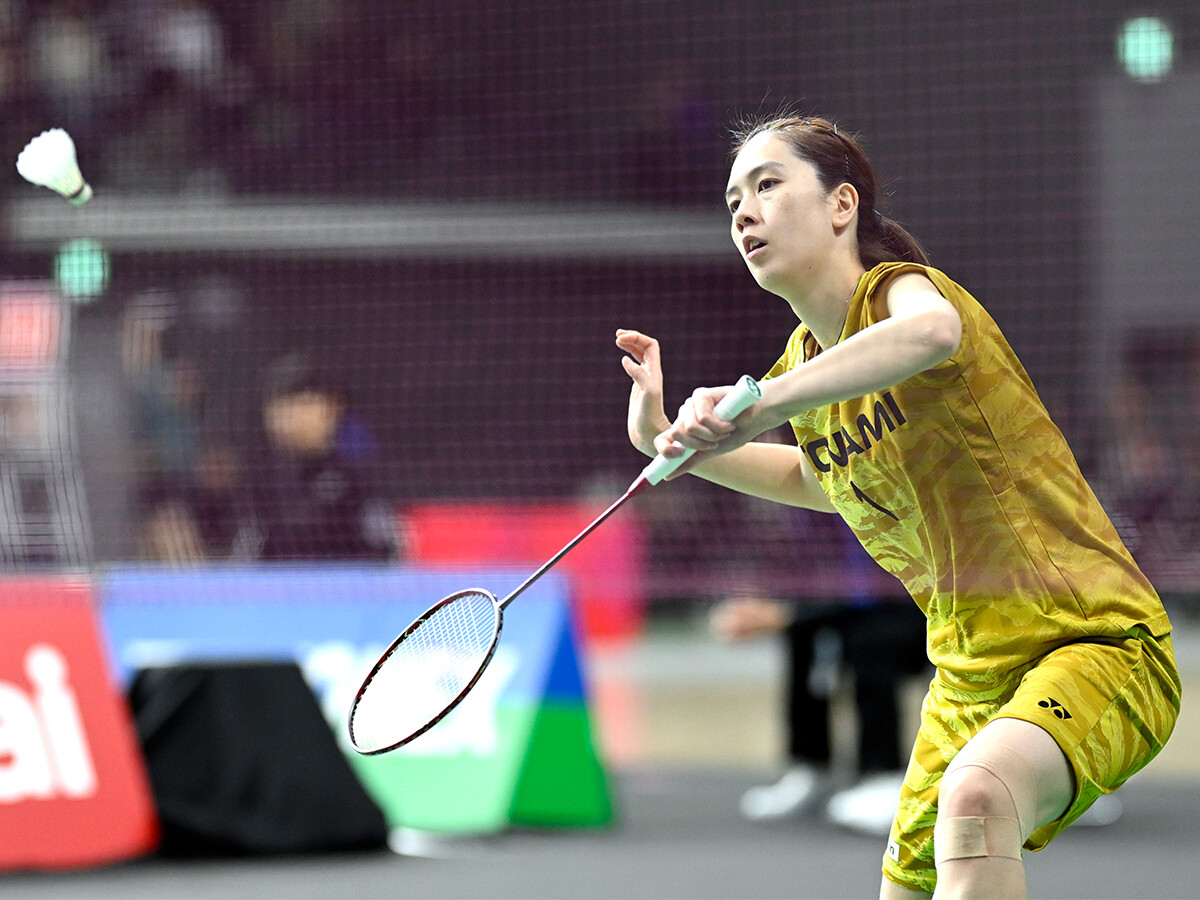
[730,114,930,267]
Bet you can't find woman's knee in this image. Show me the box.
[939,761,1017,820]
[934,761,1026,868]
[939,718,1073,839]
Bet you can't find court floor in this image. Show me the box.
[3,607,1198,900]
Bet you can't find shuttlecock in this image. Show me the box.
[16,128,92,206]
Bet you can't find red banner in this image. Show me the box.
[0,578,158,869]
[403,502,645,642]
[0,284,61,371]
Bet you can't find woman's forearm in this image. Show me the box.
[761,309,960,425]
[688,441,835,511]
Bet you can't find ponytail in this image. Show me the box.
[866,212,930,268]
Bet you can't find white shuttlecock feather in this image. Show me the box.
[16,128,92,205]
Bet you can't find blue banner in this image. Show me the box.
[95,565,611,832]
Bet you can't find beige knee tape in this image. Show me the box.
[943,739,1039,837]
[934,815,1023,864]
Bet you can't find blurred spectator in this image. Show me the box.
[712,596,928,833]
[186,439,256,558]
[121,289,202,497]
[27,0,117,147]
[120,287,260,564]
[710,515,929,836]
[225,0,336,192]
[142,0,226,91]
[136,434,263,564]
[232,1,440,193]
[249,353,399,561]
[120,287,224,564]
[101,64,224,192]
[7,0,448,197]
[139,492,205,562]
[0,5,47,168]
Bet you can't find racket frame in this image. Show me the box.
[347,588,504,755]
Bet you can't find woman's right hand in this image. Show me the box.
[616,329,671,457]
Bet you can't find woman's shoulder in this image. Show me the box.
[864,262,985,315]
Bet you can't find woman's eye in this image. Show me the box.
[727,199,740,215]
[758,179,777,192]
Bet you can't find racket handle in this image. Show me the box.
[640,374,763,486]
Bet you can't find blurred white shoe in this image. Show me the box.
[739,765,824,821]
[825,772,905,836]
[1073,793,1123,827]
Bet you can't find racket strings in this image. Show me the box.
[351,590,500,752]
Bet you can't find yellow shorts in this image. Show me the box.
[882,628,1181,894]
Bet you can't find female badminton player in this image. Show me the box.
[616,114,1180,899]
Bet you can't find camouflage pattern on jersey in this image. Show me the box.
[766,262,1172,687]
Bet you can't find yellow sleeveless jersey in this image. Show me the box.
[766,262,1172,692]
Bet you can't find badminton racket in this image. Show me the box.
[347,374,762,754]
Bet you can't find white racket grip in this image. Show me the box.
[640,375,763,486]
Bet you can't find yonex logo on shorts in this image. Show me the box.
[1038,697,1072,719]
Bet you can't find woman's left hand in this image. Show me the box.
[653,382,761,475]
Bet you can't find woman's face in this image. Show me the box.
[725,132,841,295]
[264,390,340,457]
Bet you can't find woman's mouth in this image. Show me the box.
[744,237,767,259]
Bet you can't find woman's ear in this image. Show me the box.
[831,182,860,229]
